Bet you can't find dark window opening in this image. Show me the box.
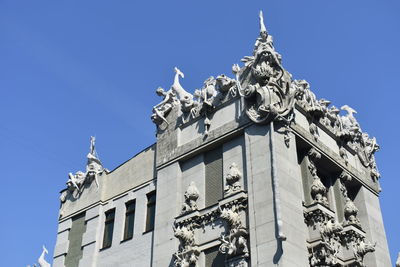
[205,146,223,207]
[102,209,115,248]
[123,200,136,241]
[145,191,156,232]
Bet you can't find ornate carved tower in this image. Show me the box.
[150,11,391,267]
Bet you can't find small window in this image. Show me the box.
[123,200,136,241]
[102,209,115,248]
[145,191,156,232]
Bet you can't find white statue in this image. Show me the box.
[67,171,86,193]
[38,245,51,267]
[65,136,104,196]
[340,105,360,132]
[152,87,178,125]
[171,67,194,113]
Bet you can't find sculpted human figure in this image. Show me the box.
[151,87,178,125]
[67,171,86,193]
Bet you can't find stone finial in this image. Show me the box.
[224,163,242,195]
[181,182,199,215]
[259,10,267,35]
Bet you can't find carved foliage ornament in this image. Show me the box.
[219,201,249,259]
[173,192,248,266]
[224,163,242,196]
[304,170,375,266]
[181,182,200,215]
[307,148,329,207]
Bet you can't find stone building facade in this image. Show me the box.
[53,11,391,267]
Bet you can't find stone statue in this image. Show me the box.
[171,67,194,113]
[86,136,103,189]
[339,105,360,141]
[64,137,104,198]
[67,171,86,193]
[38,245,51,267]
[215,74,236,96]
[151,87,178,125]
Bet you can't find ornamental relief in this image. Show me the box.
[173,164,248,267]
[303,166,375,266]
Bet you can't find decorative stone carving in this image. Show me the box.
[181,182,200,215]
[171,67,195,114]
[396,252,400,267]
[304,203,342,266]
[219,203,249,259]
[339,147,348,165]
[173,224,200,267]
[174,190,248,267]
[151,87,179,126]
[353,237,376,266]
[339,171,361,228]
[215,74,237,96]
[224,163,242,196]
[150,11,382,188]
[232,11,297,126]
[307,148,329,206]
[64,137,105,199]
[38,245,51,267]
[309,218,342,266]
[309,122,319,142]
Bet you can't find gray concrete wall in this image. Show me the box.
[244,124,309,267]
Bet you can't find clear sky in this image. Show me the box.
[1,0,399,266]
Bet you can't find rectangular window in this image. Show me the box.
[145,191,156,232]
[102,209,115,248]
[123,200,136,241]
[205,146,223,207]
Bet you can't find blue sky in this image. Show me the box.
[1,0,399,265]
